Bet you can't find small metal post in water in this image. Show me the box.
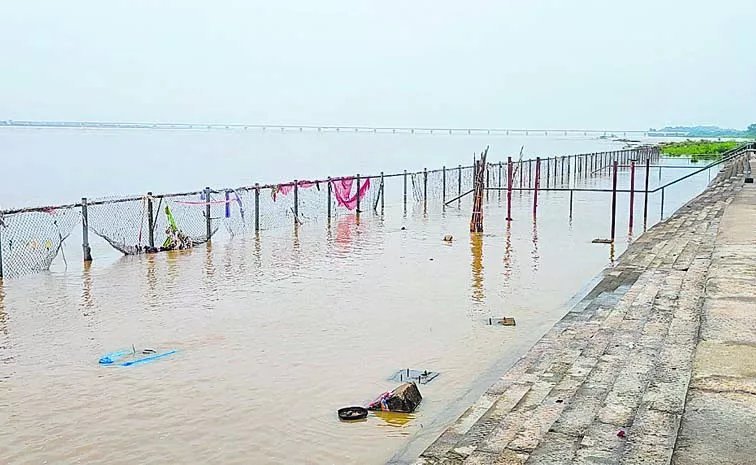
[147,192,155,248]
[534,157,541,217]
[546,158,550,188]
[403,170,408,210]
[506,156,513,221]
[610,161,618,243]
[629,161,636,233]
[569,189,573,219]
[254,184,260,231]
[643,159,650,230]
[380,172,385,212]
[293,180,299,223]
[442,166,447,203]
[567,155,571,187]
[485,165,489,201]
[458,164,462,198]
[205,187,212,242]
[423,168,428,203]
[326,178,332,221]
[560,156,565,184]
[81,197,92,261]
[660,187,665,219]
[356,174,361,213]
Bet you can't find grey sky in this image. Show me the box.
[1,0,753,129]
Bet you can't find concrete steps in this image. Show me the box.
[414,161,745,465]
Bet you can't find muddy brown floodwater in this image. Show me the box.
[0,156,709,464]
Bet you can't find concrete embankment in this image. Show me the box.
[412,154,755,464]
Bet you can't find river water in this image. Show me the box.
[0,130,712,464]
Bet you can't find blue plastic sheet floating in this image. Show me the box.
[99,348,177,367]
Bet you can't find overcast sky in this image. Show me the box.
[1,0,753,130]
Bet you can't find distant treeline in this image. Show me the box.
[649,124,756,138]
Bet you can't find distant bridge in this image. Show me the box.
[0,120,684,137]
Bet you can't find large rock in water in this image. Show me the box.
[367,382,422,413]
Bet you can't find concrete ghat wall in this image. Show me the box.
[410,154,752,465]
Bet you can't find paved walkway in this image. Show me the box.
[413,157,755,464]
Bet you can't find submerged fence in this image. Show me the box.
[0,146,666,279]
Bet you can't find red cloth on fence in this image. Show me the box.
[332,177,371,210]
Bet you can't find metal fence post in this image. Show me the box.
[629,161,636,233]
[643,159,650,230]
[254,184,260,232]
[534,157,541,217]
[81,197,92,262]
[204,187,212,242]
[147,192,155,248]
[326,178,332,220]
[442,166,447,202]
[380,172,385,211]
[458,164,462,198]
[356,174,361,213]
[403,170,408,210]
[660,187,665,220]
[423,168,428,202]
[610,161,618,242]
[506,156,513,221]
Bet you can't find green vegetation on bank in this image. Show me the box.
[659,140,740,161]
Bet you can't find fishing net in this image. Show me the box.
[87,196,149,254]
[0,208,79,278]
[258,185,297,230]
[222,188,256,236]
[87,193,219,255]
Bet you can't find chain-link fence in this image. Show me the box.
[0,147,663,279]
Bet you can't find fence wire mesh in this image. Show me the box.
[0,146,666,279]
[0,208,79,278]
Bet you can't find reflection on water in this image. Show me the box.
[374,411,416,432]
[503,222,513,283]
[531,218,540,272]
[470,233,484,304]
[80,261,94,313]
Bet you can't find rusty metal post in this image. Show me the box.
[442,166,447,203]
[643,160,649,230]
[458,164,462,199]
[254,184,260,231]
[81,197,92,262]
[204,187,212,242]
[423,168,428,202]
[356,174,361,213]
[380,172,385,212]
[326,178,331,221]
[610,161,618,242]
[403,170,408,210]
[506,156,513,221]
[293,180,299,223]
[534,157,541,217]
[629,161,636,233]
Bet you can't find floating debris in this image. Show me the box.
[592,238,613,244]
[337,406,368,422]
[368,382,422,413]
[389,368,440,385]
[443,235,453,242]
[487,317,516,326]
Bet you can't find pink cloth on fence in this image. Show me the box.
[332,177,371,210]
[279,184,294,195]
[298,180,315,188]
